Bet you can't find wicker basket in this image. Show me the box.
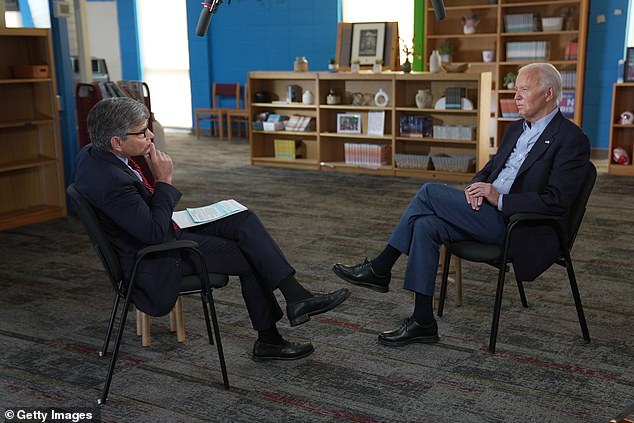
[431,154,475,172]
[395,153,432,170]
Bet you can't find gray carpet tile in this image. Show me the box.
[1,132,633,422]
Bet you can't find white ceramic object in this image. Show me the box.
[415,89,432,109]
[429,50,441,73]
[374,89,389,107]
[302,90,314,105]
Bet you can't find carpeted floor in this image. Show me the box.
[1,131,633,422]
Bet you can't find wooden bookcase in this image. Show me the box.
[424,0,589,153]
[0,28,66,230]
[608,83,634,176]
[248,71,491,182]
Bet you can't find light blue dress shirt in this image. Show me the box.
[493,107,559,210]
[115,154,143,182]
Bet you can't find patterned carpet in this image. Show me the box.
[1,131,633,422]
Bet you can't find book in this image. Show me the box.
[172,199,247,228]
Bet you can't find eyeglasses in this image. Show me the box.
[126,126,150,138]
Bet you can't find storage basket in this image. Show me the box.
[541,17,563,32]
[394,153,432,170]
[11,64,49,78]
[431,154,475,173]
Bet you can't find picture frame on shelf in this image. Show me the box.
[350,22,386,65]
[624,47,634,82]
[337,113,362,134]
[367,111,385,136]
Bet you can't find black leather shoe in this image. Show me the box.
[378,317,439,346]
[332,258,390,293]
[286,288,350,327]
[252,339,314,361]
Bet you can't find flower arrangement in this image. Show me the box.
[461,14,480,34]
[503,72,517,89]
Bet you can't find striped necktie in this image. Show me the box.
[129,158,180,232]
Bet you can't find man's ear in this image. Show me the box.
[545,86,555,102]
[110,136,124,154]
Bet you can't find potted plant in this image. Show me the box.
[328,57,338,73]
[503,71,517,89]
[351,59,360,73]
[438,41,453,64]
[373,58,383,73]
[401,38,415,73]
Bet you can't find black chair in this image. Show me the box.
[67,184,230,404]
[438,162,596,353]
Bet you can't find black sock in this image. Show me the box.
[371,244,401,275]
[413,293,434,325]
[257,325,284,345]
[277,274,312,303]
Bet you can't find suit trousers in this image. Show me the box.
[388,183,507,296]
[178,210,294,331]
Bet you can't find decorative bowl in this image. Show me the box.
[441,63,469,73]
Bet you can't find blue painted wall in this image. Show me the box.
[185,0,338,118]
[115,0,143,80]
[582,0,630,149]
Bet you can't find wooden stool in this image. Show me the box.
[135,296,185,347]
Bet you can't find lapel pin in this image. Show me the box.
[545,140,551,144]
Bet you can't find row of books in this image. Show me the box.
[252,113,314,132]
[274,139,305,159]
[506,41,550,61]
[559,92,575,119]
[344,143,390,169]
[399,115,433,138]
[560,70,577,89]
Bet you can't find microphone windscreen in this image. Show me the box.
[430,0,446,21]
[196,7,213,37]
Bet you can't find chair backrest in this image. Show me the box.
[212,83,241,109]
[566,162,597,249]
[67,184,126,297]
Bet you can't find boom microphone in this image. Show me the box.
[430,0,446,21]
[196,0,224,37]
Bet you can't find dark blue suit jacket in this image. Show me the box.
[74,145,183,316]
[472,110,591,281]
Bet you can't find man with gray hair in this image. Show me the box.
[74,97,349,361]
[333,63,591,346]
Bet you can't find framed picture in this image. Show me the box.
[337,113,362,134]
[350,22,386,65]
[624,47,634,82]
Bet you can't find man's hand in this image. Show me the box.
[146,143,173,185]
[464,182,500,211]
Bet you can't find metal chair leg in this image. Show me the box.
[516,280,528,308]
[200,293,215,346]
[489,267,507,354]
[205,288,229,389]
[98,297,132,404]
[564,251,590,342]
[100,294,120,357]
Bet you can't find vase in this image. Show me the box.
[415,89,432,109]
[294,56,308,72]
[302,90,314,105]
[401,58,412,73]
[429,50,441,73]
[328,63,338,73]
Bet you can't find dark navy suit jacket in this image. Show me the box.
[74,145,183,316]
[472,110,591,281]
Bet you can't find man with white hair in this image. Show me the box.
[333,63,591,346]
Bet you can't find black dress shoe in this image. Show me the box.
[378,317,439,346]
[252,339,314,361]
[286,288,350,327]
[332,258,390,292]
